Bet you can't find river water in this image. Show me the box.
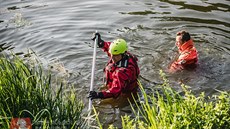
[1,0,230,128]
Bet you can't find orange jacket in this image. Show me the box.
[169,39,198,72]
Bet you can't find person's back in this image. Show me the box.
[169,30,198,73]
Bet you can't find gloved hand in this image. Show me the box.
[91,32,104,48]
[88,91,104,100]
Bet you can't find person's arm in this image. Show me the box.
[169,61,183,73]
[91,32,112,57]
[178,49,198,65]
[169,53,185,72]
[101,41,112,57]
[102,68,130,98]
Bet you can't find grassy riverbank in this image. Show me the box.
[0,54,85,128]
[106,71,230,129]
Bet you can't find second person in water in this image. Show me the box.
[169,30,198,73]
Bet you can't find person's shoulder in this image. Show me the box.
[127,52,138,59]
[127,54,139,67]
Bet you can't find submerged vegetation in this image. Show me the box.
[107,70,230,129]
[0,53,85,128]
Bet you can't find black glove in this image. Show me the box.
[91,33,104,48]
[88,91,104,100]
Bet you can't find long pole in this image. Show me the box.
[88,31,98,111]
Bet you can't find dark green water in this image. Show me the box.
[1,0,229,128]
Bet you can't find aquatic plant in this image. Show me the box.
[107,70,230,129]
[0,53,85,128]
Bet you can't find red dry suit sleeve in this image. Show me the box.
[102,68,131,98]
[101,41,112,57]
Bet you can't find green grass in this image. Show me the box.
[107,70,230,129]
[0,53,85,128]
[1,52,229,129]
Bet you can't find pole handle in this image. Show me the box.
[88,31,98,111]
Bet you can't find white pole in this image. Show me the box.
[88,31,98,111]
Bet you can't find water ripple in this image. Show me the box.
[0,0,230,126]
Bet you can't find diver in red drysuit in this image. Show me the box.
[89,33,140,99]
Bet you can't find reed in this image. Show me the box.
[108,70,230,129]
[0,54,85,128]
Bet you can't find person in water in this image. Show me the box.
[169,30,198,73]
[88,33,140,100]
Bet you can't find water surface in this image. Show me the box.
[1,0,229,128]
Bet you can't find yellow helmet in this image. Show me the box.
[109,39,128,55]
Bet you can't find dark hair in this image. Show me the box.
[177,31,191,42]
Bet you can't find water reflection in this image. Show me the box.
[120,10,171,15]
[159,0,230,12]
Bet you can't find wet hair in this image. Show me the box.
[177,30,191,43]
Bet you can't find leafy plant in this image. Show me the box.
[0,53,85,128]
